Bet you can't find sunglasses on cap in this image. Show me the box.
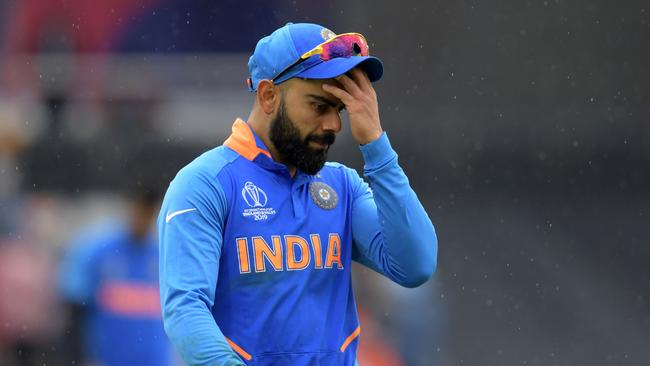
[246,32,370,89]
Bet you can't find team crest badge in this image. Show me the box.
[309,182,338,210]
[321,28,336,41]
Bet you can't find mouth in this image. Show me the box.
[307,133,336,151]
[309,140,330,150]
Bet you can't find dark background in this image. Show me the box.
[1,1,648,365]
[357,2,650,364]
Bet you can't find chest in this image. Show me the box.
[222,170,352,276]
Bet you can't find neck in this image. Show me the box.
[247,110,298,177]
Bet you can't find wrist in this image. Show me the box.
[359,132,396,171]
[356,129,383,145]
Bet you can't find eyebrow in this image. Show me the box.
[306,94,344,110]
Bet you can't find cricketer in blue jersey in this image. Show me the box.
[158,22,438,365]
[59,191,173,366]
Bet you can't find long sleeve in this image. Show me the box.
[158,168,245,366]
[350,132,438,288]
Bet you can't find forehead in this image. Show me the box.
[283,78,343,101]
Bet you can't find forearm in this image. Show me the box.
[358,133,438,287]
[159,170,244,365]
[159,228,244,365]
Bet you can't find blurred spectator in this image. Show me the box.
[1,0,158,99]
[389,280,449,366]
[356,307,405,366]
[0,157,62,366]
[0,0,308,99]
[0,99,28,232]
[354,266,449,366]
[57,188,172,366]
[0,240,58,366]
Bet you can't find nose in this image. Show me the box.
[321,112,342,134]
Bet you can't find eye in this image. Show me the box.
[313,103,329,114]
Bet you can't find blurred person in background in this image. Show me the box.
[353,266,449,366]
[58,188,173,366]
[0,90,60,366]
[0,240,58,366]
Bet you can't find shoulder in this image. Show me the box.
[173,145,240,184]
[322,161,355,173]
[319,162,368,197]
[162,146,240,221]
[165,145,241,197]
[321,162,364,182]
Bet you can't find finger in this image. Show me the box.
[336,74,363,97]
[322,83,354,105]
[349,68,372,92]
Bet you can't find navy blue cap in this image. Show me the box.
[247,23,383,91]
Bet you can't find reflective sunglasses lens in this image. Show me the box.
[320,35,369,61]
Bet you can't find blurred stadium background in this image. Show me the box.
[0,1,648,365]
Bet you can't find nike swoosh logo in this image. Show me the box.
[165,208,197,223]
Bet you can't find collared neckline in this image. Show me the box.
[223,118,272,161]
[223,118,318,182]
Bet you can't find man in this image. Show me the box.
[59,189,172,366]
[158,22,438,366]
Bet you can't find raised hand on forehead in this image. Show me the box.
[322,68,383,145]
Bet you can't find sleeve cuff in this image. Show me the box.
[359,132,397,171]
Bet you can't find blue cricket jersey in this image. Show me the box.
[158,119,437,365]
[59,221,172,366]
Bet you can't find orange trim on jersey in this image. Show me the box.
[340,325,361,352]
[223,118,272,161]
[225,336,253,361]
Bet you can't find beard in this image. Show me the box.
[269,101,336,175]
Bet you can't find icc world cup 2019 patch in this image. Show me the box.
[309,181,338,210]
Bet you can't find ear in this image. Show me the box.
[256,80,281,115]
